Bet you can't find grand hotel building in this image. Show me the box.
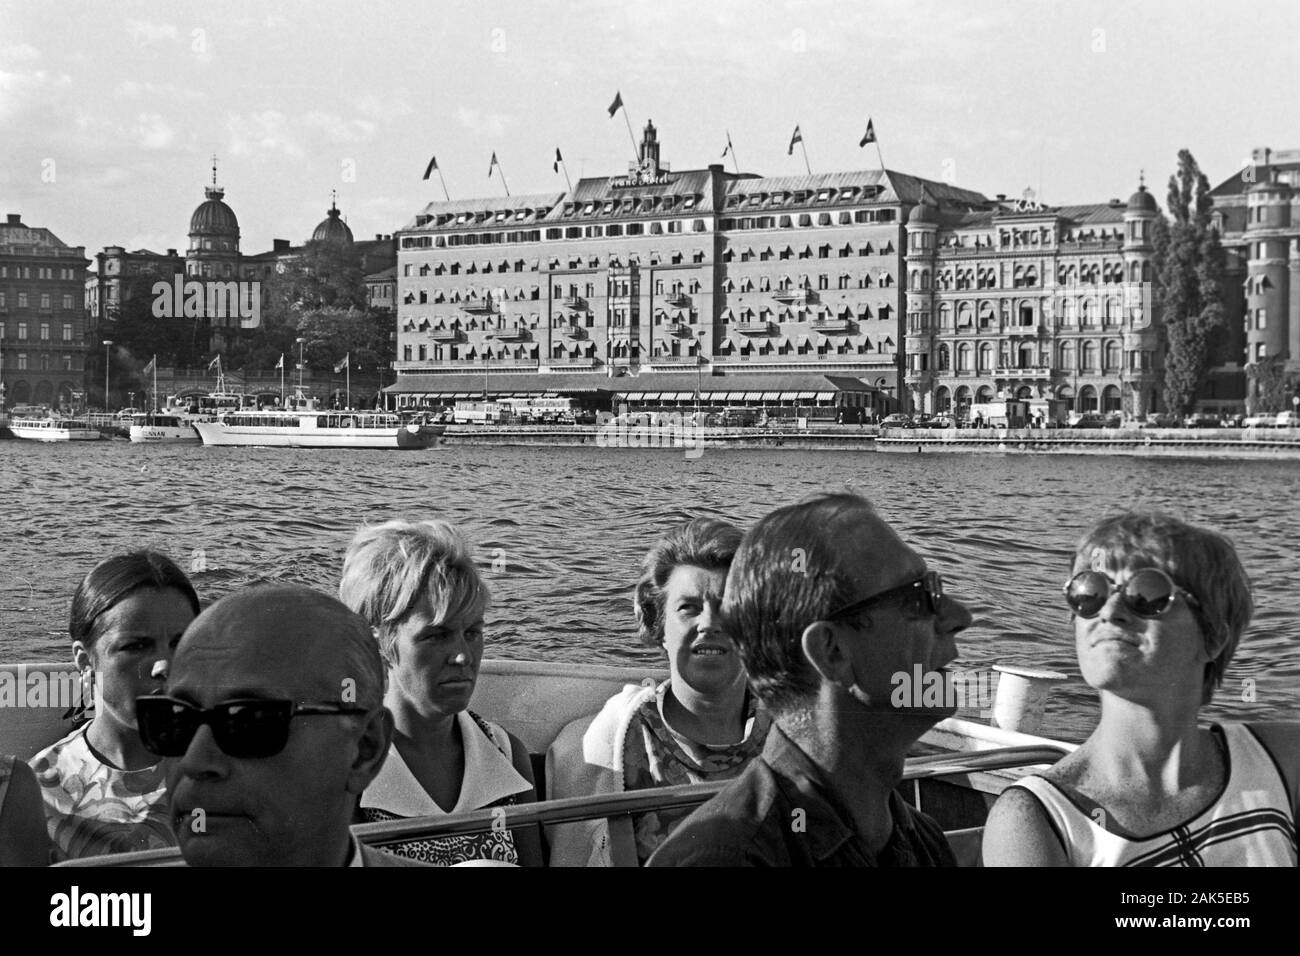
[390,123,1177,419]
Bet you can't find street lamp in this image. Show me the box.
[102,340,113,412]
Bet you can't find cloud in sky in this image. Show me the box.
[302,110,378,145]
[225,110,304,158]
[1,42,41,63]
[455,107,511,138]
[133,113,176,150]
[115,80,205,101]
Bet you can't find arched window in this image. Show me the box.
[1104,340,1121,371]
[1081,341,1097,371]
[978,343,994,371]
[957,344,972,371]
[937,344,950,370]
[1060,341,1075,370]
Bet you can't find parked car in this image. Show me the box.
[927,415,957,429]
[1243,413,1275,428]
[1068,412,1108,429]
[1184,413,1221,428]
[1277,411,1299,428]
[880,413,913,429]
[1140,412,1181,428]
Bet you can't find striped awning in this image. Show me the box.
[813,391,835,401]
[778,392,800,400]
[637,392,662,401]
[722,391,745,401]
[760,392,781,401]
[797,391,817,400]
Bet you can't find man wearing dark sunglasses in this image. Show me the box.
[151,584,423,866]
[650,492,972,867]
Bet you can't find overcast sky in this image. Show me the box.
[2,0,1295,258]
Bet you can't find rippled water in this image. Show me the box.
[2,440,1297,742]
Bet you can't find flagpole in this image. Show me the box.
[346,354,351,409]
[620,106,639,161]
[492,158,511,197]
[726,130,739,175]
[560,157,572,191]
[874,141,886,171]
[437,166,450,201]
[279,354,285,406]
[152,355,157,412]
[800,139,812,176]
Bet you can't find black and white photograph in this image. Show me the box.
[0,0,1295,935]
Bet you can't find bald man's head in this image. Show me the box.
[163,584,392,866]
[175,584,384,710]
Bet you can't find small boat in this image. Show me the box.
[9,417,104,442]
[127,412,202,444]
[193,408,445,449]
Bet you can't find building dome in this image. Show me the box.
[1126,184,1158,213]
[189,185,240,235]
[908,198,938,225]
[311,204,354,245]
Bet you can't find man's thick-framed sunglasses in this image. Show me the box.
[826,571,944,621]
[136,694,369,759]
[1062,567,1201,620]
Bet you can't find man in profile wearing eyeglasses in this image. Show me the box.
[648,492,972,867]
[148,584,421,866]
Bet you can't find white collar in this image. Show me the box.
[361,710,530,816]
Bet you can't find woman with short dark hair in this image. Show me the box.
[547,516,771,865]
[30,551,199,860]
[984,511,1299,866]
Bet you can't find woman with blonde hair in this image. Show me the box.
[339,518,542,866]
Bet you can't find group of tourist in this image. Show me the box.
[0,495,1295,867]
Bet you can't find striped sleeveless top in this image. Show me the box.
[1012,723,1296,867]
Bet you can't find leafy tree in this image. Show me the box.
[1155,149,1228,415]
[1247,355,1291,414]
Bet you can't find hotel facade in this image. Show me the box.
[390,124,1180,419]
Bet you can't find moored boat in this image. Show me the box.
[9,417,104,442]
[193,408,445,449]
[127,412,202,444]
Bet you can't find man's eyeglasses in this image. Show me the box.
[1062,568,1201,620]
[136,695,368,759]
[826,571,944,622]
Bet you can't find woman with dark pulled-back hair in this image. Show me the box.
[29,550,200,861]
[546,517,771,866]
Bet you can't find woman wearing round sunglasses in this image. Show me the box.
[983,511,1300,866]
[338,518,542,866]
[29,551,200,861]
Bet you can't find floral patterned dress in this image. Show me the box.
[29,726,176,861]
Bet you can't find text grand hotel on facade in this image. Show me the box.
[391,122,1171,416]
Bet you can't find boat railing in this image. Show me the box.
[55,744,1069,867]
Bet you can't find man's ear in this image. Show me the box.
[801,620,854,686]
[346,707,394,795]
[72,641,93,673]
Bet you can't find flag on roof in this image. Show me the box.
[859,119,876,148]
[788,125,802,156]
[142,356,155,375]
[553,148,563,173]
[334,354,349,374]
[422,155,437,180]
[608,91,623,117]
[488,152,499,178]
[207,356,220,371]
[721,131,733,158]
[275,354,284,370]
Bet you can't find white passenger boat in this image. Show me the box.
[1,658,1072,867]
[193,409,445,449]
[127,412,202,444]
[9,418,104,442]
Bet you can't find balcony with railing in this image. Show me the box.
[811,317,856,334]
[735,321,778,336]
[558,325,587,339]
[490,326,532,342]
[561,296,588,311]
[772,288,817,306]
[665,293,692,308]
[995,365,1053,377]
[663,322,696,337]
[429,328,466,343]
[461,299,498,315]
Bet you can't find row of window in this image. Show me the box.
[0,292,77,311]
[922,340,1136,372]
[0,353,77,370]
[0,321,76,341]
[724,241,895,261]
[719,209,897,230]
[0,266,79,280]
